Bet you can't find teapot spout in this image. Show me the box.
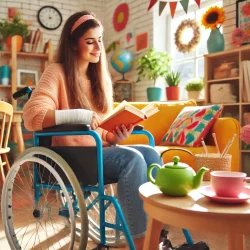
[193,167,209,189]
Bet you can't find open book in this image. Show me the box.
[99,101,159,132]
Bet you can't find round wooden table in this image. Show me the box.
[139,182,250,250]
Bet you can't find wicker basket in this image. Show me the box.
[195,153,232,181]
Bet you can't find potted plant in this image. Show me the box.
[136,48,171,101]
[165,70,181,100]
[185,78,204,100]
[0,13,29,52]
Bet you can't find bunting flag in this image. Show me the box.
[169,2,177,18]
[159,1,168,16]
[148,0,158,11]
[180,0,189,13]
[147,0,200,17]
[194,0,201,8]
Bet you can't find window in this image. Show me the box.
[167,0,223,99]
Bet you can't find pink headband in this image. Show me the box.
[71,15,95,34]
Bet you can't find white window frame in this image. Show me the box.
[166,0,223,99]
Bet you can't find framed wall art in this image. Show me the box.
[113,81,134,102]
[236,0,250,34]
[17,69,38,86]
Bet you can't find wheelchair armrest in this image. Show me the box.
[133,125,144,131]
[37,124,90,133]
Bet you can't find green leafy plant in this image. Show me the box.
[0,14,29,39]
[136,48,171,86]
[165,70,181,87]
[185,78,204,91]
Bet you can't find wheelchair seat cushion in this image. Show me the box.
[42,146,98,186]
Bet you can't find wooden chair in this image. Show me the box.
[0,101,13,184]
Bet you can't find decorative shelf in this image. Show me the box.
[208,103,239,106]
[17,85,36,89]
[0,51,48,59]
[207,77,240,83]
[241,150,250,153]
[0,85,11,88]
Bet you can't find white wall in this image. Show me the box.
[103,0,154,101]
[223,0,236,50]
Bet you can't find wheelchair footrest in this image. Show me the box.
[91,243,109,250]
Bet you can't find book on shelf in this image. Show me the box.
[99,100,159,132]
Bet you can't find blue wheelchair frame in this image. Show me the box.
[32,126,157,249]
[14,86,193,249]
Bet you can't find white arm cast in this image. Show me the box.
[55,109,93,125]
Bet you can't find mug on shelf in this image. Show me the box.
[0,65,11,85]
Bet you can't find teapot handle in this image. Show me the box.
[148,164,161,184]
[160,148,193,159]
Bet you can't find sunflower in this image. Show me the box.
[201,6,225,30]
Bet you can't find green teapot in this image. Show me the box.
[148,149,209,196]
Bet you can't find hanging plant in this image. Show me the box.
[174,19,200,53]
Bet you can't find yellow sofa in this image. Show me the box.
[118,100,240,172]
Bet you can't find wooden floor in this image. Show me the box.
[1,181,250,250]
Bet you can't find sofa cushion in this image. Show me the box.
[162,105,223,147]
[116,100,197,145]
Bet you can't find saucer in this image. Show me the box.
[198,186,250,204]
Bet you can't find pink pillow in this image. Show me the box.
[162,105,223,147]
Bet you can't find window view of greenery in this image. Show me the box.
[169,1,223,100]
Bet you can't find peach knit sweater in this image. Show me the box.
[23,63,109,146]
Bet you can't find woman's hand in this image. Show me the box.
[91,112,102,130]
[106,124,135,145]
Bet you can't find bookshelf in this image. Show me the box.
[0,35,53,111]
[204,44,250,174]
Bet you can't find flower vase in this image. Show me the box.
[207,28,224,54]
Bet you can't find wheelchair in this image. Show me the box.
[2,87,195,250]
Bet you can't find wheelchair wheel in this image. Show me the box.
[2,147,88,250]
[86,183,126,247]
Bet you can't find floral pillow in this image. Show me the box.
[162,105,223,147]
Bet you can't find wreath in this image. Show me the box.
[175,19,200,53]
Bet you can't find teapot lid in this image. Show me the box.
[164,156,189,169]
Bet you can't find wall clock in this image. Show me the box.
[37,6,62,30]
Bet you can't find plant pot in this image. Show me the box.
[187,91,200,100]
[6,35,23,52]
[207,28,224,54]
[166,86,180,100]
[147,87,162,101]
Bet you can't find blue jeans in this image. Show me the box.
[103,145,163,239]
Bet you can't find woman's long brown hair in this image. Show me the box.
[55,11,113,114]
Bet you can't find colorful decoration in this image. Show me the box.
[135,32,148,52]
[242,2,250,17]
[180,0,189,14]
[169,2,178,18]
[162,105,223,147]
[111,50,133,80]
[174,19,200,53]
[232,27,249,47]
[159,1,167,16]
[240,124,250,144]
[148,0,200,17]
[201,6,225,30]
[148,0,158,11]
[113,3,129,32]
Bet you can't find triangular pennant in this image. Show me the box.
[180,0,189,13]
[148,0,158,11]
[169,2,178,18]
[194,0,201,8]
[159,1,168,16]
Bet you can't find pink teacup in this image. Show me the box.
[210,171,250,197]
